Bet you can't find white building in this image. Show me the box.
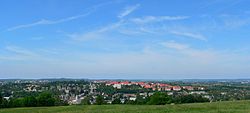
[113,84,122,89]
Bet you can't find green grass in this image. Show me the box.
[1,101,250,113]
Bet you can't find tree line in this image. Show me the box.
[1,92,209,108]
[0,92,67,108]
[81,92,209,105]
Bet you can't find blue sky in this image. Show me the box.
[1,0,250,79]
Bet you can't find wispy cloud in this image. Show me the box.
[6,1,116,31]
[130,16,189,24]
[7,13,91,31]
[1,46,64,62]
[118,4,140,18]
[0,46,41,61]
[70,20,124,41]
[169,31,207,41]
[161,41,189,50]
[0,56,26,61]
[69,32,101,42]
[160,41,218,63]
[5,46,38,56]
[220,14,250,28]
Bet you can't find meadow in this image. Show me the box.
[0,100,250,113]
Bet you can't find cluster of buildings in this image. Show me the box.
[24,84,39,92]
[105,81,195,91]
[2,80,207,105]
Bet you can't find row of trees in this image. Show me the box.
[0,92,67,108]
[131,92,209,105]
[81,92,209,105]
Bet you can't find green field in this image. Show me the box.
[1,101,250,113]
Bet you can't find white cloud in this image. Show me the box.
[5,46,38,56]
[69,32,101,42]
[169,31,207,41]
[6,1,117,31]
[7,13,91,31]
[1,46,64,62]
[98,20,124,32]
[0,46,43,61]
[0,56,26,61]
[70,20,124,41]
[161,41,218,63]
[221,16,250,28]
[161,41,189,50]
[118,4,140,18]
[130,16,189,24]
[6,0,115,31]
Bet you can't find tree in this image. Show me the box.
[24,96,37,107]
[147,92,171,105]
[112,98,121,104]
[95,95,105,105]
[125,99,136,104]
[0,95,2,108]
[37,92,55,106]
[135,95,149,105]
[181,95,195,103]
[172,94,209,104]
[11,98,25,107]
[0,96,9,108]
[81,96,91,105]
[54,97,68,106]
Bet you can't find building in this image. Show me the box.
[182,86,194,91]
[173,86,181,91]
[113,84,122,89]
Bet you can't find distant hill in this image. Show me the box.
[0,100,249,113]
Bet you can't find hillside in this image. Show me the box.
[0,101,250,113]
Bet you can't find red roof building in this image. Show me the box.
[173,86,181,91]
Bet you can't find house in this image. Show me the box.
[3,97,10,100]
[113,84,122,89]
[189,91,207,95]
[123,94,136,97]
[158,83,171,87]
[144,84,152,89]
[129,97,136,101]
[198,87,205,90]
[168,92,174,95]
[120,81,131,85]
[123,94,137,101]
[173,86,181,91]
[148,92,154,96]
[106,81,119,86]
[139,93,147,97]
[182,86,194,91]
[137,82,146,87]
[69,96,81,105]
[165,87,172,91]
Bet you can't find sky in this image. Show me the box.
[1,0,250,79]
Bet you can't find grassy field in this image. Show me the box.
[1,100,250,113]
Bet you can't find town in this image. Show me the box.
[1,79,250,108]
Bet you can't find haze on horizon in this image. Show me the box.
[0,0,250,79]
